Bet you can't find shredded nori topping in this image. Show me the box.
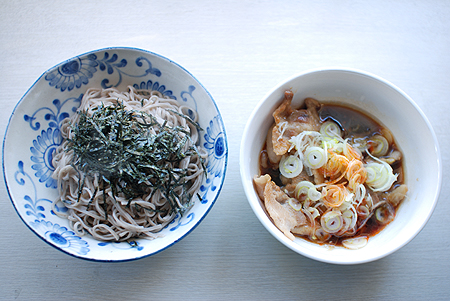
[67,101,204,216]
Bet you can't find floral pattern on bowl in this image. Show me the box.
[3,47,228,262]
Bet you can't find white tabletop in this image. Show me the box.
[1,1,449,300]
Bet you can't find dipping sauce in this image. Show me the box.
[254,91,407,249]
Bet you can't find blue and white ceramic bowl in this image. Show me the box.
[3,47,228,261]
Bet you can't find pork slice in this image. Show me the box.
[271,91,322,156]
[292,225,314,236]
[263,180,307,241]
[281,168,312,187]
[386,184,408,206]
[253,174,271,200]
[266,123,281,164]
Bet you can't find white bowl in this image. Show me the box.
[240,68,441,264]
[3,47,228,261]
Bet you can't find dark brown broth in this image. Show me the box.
[319,104,381,139]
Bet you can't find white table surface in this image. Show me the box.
[1,1,449,300]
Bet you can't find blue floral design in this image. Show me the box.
[44,52,164,92]
[203,115,226,176]
[98,55,162,89]
[169,213,195,231]
[30,220,90,255]
[199,115,227,203]
[98,241,144,251]
[24,94,82,187]
[133,80,175,99]
[24,94,82,131]
[45,54,98,92]
[14,161,52,219]
[30,128,62,188]
[180,85,197,111]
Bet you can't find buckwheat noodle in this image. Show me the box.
[51,86,207,241]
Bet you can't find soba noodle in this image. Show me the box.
[51,86,207,241]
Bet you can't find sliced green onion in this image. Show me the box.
[308,188,322,201]
[343,138,362,159]
[279,155,303,178]
[344,191,355,205]
[320,209,343,234]
[314,227,332,242]
[277,121,288,142]
[320,120,342,139]
[295,181,315,198]
[295,181,321,202]
[343,208,357,229]
[352,137,368,152]
[323,138,344,153]
[308,207,320,219]
[304,146,327,169]
[288,198,302,211]
[357,205,370,217]
[365,149,397,192]
[375,203,395,224]
[354,183,366,206]
[365,161,397,192]
[342,236,368,250]
[339,200,352,211]
[289,131,322,153]
[370,135,389,157]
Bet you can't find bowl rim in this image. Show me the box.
[240,67,442,264]
[3,46,229,262]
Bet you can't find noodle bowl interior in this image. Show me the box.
[254,90,407,249]
[52,86,207,242]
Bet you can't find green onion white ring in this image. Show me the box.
[320,120,342,139]
[365,162,397,192]
[364,150,398,192]
[342,236,368,250]
[295,180,321,202]
[295,181,314,198]
[288,198,302,211]
[308,188,322,201]
[279,155,303,178]
[321,210,343,234]
[370,135,389,157]
[308,207,320,219]
[375,203,395,224]
[304,146,327,169]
